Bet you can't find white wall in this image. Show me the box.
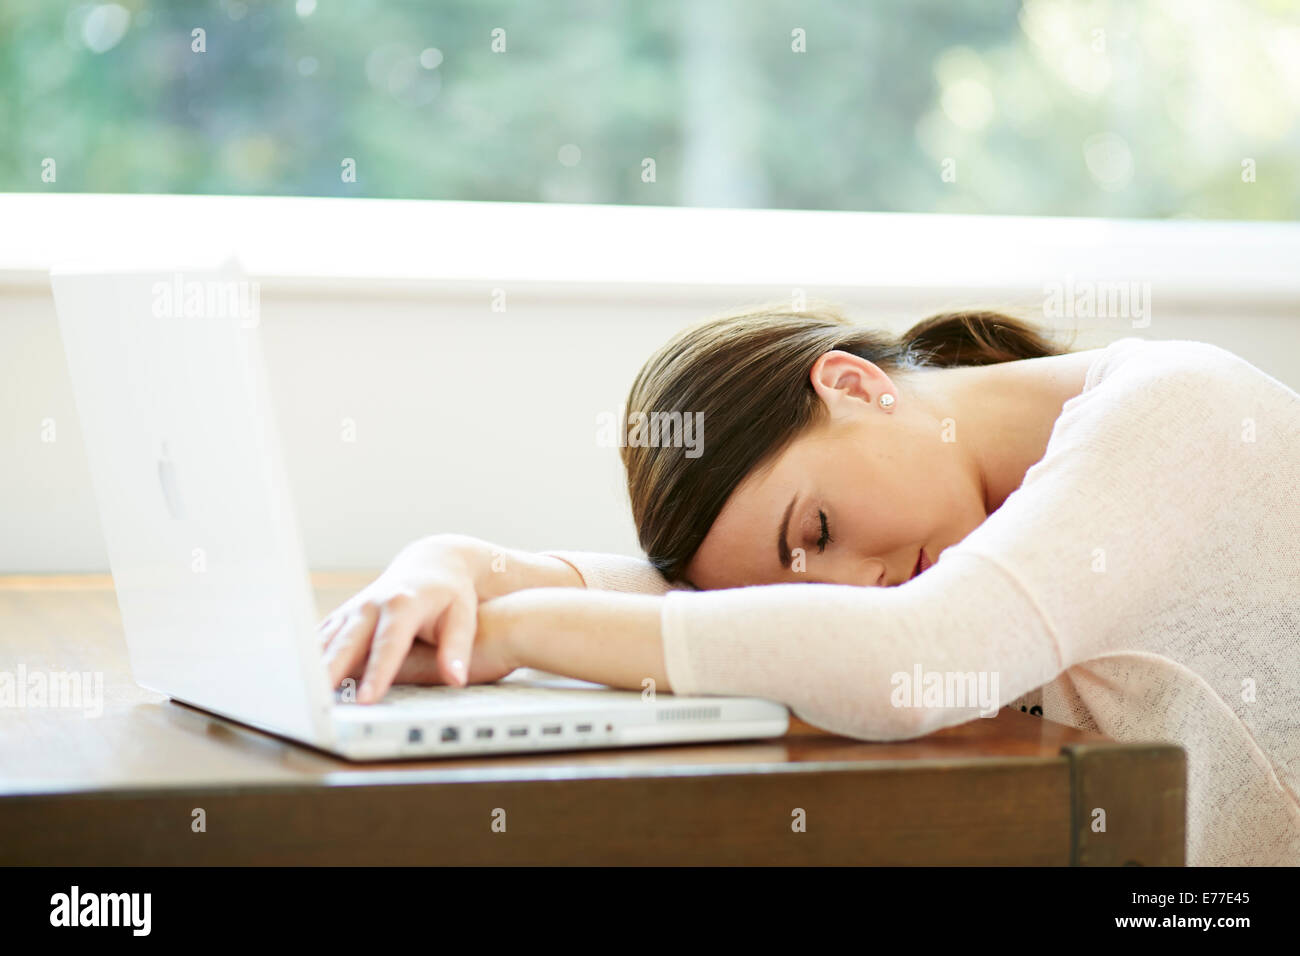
[2,194,1297,572]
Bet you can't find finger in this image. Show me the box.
[323,603,379,689]
[316,596,356,632]
[319,613,348,650]
[435,595,477,687]
[341,639,444,686]
[357,597,427,704]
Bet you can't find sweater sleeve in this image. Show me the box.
[539,549,692,596]
[660,548,1066,741]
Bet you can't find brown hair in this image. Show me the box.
[621,301,1075,584]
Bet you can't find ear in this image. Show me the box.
[810,350,893,420]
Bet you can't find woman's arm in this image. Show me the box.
[415,535,684,598]
[483,587,670,691]
[479,548,1067,742]
[410,535,686,595]
[437,535,586,597]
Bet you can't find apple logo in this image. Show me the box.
[157,440,185,520]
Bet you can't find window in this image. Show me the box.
[4,0,1298,219]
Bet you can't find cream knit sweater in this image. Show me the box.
[544,337,1300,866]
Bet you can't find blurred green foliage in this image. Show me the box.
[2,0,1297,218]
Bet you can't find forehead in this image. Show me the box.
[686,448,794,587]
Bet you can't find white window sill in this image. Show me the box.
[1,192,1298,310]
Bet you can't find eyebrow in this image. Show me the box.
[777,494,798,569]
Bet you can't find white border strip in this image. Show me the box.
[2,193,1298,306]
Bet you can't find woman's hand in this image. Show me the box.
[319,535,523,703]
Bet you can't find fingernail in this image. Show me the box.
[358,680,373,703]
[450,659,466,686]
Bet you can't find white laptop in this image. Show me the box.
[49,264,789,760]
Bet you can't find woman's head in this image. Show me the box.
[621,302,1072,590]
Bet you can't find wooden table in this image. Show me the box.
[0,574,1186,865]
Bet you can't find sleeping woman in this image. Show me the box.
[316,302,1300,866]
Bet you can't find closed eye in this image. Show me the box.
[816,510,832,552]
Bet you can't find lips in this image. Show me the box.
[911,548,930,580]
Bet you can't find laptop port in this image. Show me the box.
[441,726,459,743]
[408,727,422,743]
[542,724,561,735]
[508,726,528,737]
[575,723,593,733]
[475,727,494,739]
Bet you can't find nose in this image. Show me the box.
[861,559,889,588]
[814,558,894,588]
[877,554,914,588]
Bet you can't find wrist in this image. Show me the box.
[410,534,505,598]
[483,588,667,690]
[402,534,584,600]
[479,592,530,671]
[476,548,585,600]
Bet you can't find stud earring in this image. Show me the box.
[878,393,895,409]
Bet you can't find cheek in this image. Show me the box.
[822,431,966,547]
[849,471,938,542]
